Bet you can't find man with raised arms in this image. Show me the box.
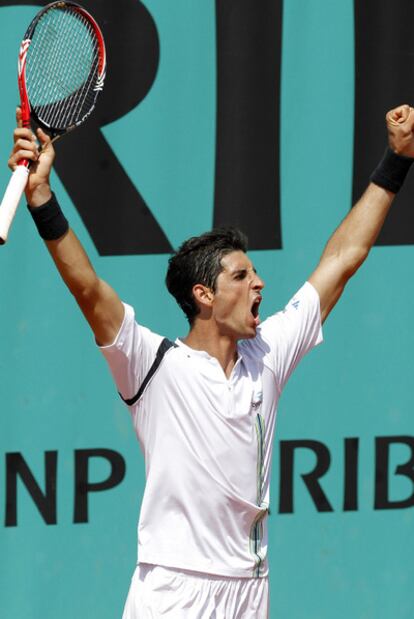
[7,104,414,617]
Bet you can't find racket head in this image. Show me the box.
[18,1,106,137]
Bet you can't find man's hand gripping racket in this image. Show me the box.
[0,1,106,244]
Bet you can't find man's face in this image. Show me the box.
[211,250,264,340]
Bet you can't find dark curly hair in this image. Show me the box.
[166,227,248,325]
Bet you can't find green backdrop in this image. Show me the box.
[1,2,413,618]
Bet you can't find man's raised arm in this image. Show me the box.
[309,104,414,323]
[8,107,124,345]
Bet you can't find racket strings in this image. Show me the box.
[28,13,88,102]
[39,12,97,126]
[72,21,100,120]
[58,19,99,127]
[46,15,97,127]
[26,6,101,131]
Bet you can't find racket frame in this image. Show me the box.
[19,1,106,140]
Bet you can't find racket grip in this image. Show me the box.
[0,165,29,244]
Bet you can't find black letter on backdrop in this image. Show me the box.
[279,440,333,513]
[74,448,126,523]
[5,451,57,526]
[214,0,283,250]
[343,437,359,511]
[375,436,414,509]
[354,0,414,245]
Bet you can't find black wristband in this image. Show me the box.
[370,147,414,193]
[27,193,69,241]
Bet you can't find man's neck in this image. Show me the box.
[182,326,238,379]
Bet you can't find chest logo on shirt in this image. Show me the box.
[251,390,263,410]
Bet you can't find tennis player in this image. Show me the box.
[7,104,414,617]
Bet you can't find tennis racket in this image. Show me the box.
[0,1,106,244]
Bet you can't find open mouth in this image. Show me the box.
[250,297,262,324]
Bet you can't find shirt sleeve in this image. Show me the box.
[98,303,164,403]
[242,281,323,393]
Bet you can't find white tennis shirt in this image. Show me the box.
[100,282,322,578]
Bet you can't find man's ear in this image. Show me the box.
[192,284,214,309]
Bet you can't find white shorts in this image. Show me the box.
[122,564,269,618]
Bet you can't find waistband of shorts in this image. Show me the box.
[139,563,269,582]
